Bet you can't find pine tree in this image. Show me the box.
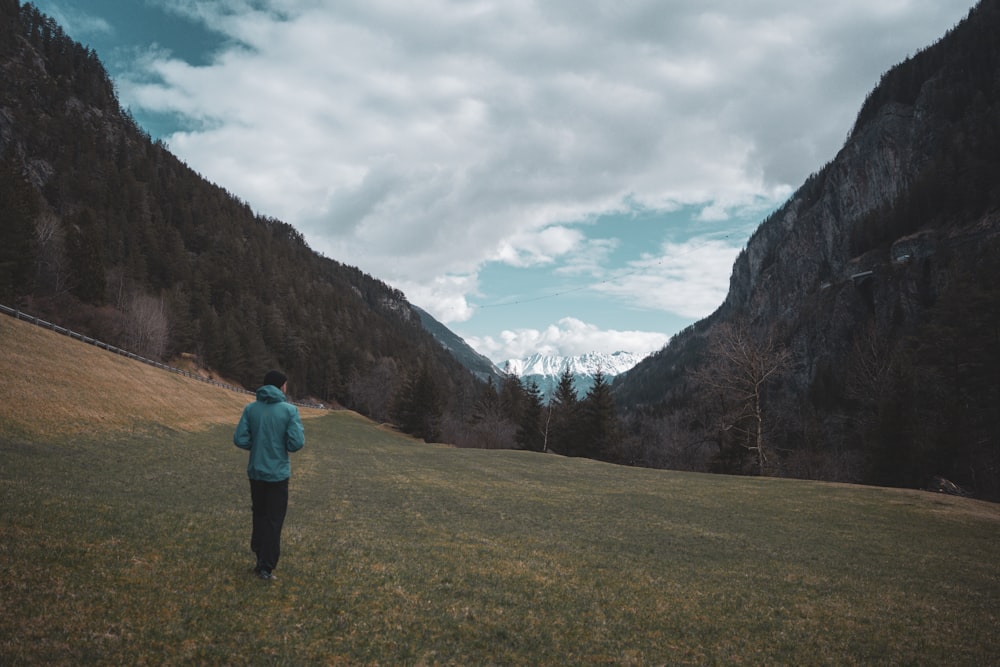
[579,370,620,461]
[498,371,525,425]
[515,379,545,452]
[0,159,38,301]
[393,364,443,442]
[65,208,105,304]
[548,367,580,455]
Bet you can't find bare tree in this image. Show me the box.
[541,404,553,453]
[34,211,70,295]
[467,385,517,449]
[122,292,169,359]
[106,266,130,312]
[691,318,792,474]
[846,322,898,407]
[348,357,398,422]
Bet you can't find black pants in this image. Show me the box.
[249,478,289,574]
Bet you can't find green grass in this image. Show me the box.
[2,412,998,666]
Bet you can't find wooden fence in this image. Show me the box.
[0,303,326,409]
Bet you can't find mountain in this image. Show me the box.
[409,306,645,396]
[413,305,504,384]
[613,0,1000,499]
[504,351,645,401]
[0,1,482,442]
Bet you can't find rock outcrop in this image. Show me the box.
[615,1,1000,498]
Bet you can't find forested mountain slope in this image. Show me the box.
[614,0,1000,500]
[0,1,480,440]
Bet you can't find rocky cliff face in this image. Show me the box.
[724,102,937,390]
[735,103,923,307]
[615,1,1000,498]
[727,37,998,392]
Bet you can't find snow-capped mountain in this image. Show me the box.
[501,351,646,401]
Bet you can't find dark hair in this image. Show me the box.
[262,370,287,388]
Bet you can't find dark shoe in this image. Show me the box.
[257,569,275,581]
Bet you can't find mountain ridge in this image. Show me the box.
[412,305,504,384]
[503,350,646,400]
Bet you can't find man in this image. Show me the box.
[234,370,305,580]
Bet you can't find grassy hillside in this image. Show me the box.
[0,315,326,440]
[1,315,998,665]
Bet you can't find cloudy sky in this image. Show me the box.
[35,0,973,362]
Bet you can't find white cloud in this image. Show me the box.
[106,0,971,351]
[466,317,670,362]
[556,237,620,277]
[595,239,743,318]
[495,226,585,268]
[395,273,478,324]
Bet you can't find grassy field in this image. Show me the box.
[1,315,999,665]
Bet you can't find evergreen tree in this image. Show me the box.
[901,245,1000,498]
[548,367,580,455]
[0,159,38,301]
[64,208,105,303]
[515,379,545,452]
[579,370,620,461]
[393,363,443,442]
[498,371,525,425]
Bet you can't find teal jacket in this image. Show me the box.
[234,384,305,482]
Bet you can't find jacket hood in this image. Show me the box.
[256,384,287,404]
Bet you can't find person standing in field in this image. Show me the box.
[234,370,305,580]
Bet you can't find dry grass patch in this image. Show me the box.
[0,315,323,440]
